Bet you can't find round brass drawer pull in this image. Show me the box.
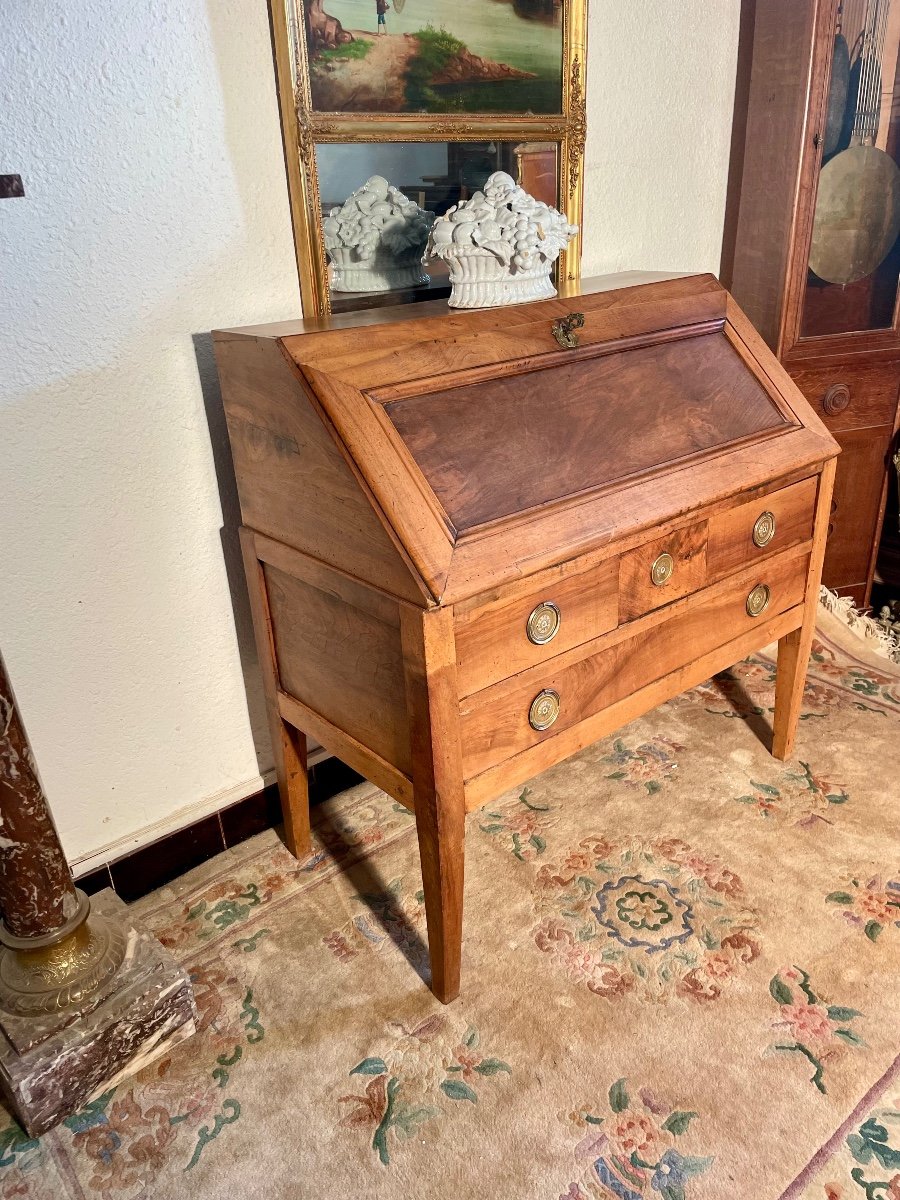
[650,551,675,587]
[752,511,776,548]
[526,601,561,645]
[529,688,560,731]
[746,583,771,618]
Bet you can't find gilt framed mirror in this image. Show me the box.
[269,0,587,316]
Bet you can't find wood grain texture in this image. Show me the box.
[820,426,896,603]
[454,557,619,699]
[722,0,819,350]
[239,528,311,860]
[460,547,810,780]
[216,273,842,1001]
[280,274,727,385]
[400,606,466,1004]
[277,690,413,809]
[723,0,900,601]
[385,333,787,533]
[441,426,834,605]
[214,334,427,604]
[706,475,818,579]
[265,562,412,777]
[460,540,813,718]
[773,457,836,759]
[791,360,900,433]
[463,604,805,811]
[618,521,708,623]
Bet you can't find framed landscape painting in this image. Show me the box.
[269,0,587,316]
[304,0,564,115]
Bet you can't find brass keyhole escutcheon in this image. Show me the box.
[746,583,770,617]
[650,552,675,587]
[752,511,776,548]
[551,312,585,349]
[529,688,560,731]
[526,601,561,645]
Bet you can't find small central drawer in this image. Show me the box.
[618,520,708,622]
[454,558,619,698]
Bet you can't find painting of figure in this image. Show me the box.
[302,0,564,114]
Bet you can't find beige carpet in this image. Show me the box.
[3,606,900,1199]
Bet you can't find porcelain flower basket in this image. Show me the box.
[426,172,578,309]
[323,176,435,293]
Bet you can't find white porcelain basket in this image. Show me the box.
[328,247,429,294]
[439,245,557,309]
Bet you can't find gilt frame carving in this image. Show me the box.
[269,0,588,317]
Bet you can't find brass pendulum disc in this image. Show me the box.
[809,145,900,285]
[0,893,127,1017]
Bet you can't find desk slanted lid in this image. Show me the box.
[218,273,839,605]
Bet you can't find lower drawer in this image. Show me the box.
[790,361,900,432]
[460,549,809,780]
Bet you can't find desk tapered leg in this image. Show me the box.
[401,606,466,1004]
[773,459,836,760]
[240,527,312,859]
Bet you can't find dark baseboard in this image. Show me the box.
[74,758,365,904]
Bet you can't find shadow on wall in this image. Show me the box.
[192,331,270,773]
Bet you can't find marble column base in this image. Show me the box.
[0,890,196,1136]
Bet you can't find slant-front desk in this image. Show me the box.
[214,273,839,1002]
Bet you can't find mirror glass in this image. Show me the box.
[316,139,560,313]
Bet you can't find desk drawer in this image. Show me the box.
[454,558,619,698]
[790,362,900,433]
[460,549,808,781]
[618,520,707,622]
[707,475,818,579]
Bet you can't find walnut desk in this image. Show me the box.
[213,272,840,1003]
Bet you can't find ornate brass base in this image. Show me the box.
[0,889,196,1137]
[0,891,126,1018]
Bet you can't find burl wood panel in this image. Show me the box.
[460,548,810,780]
[706,475,818,579]
[264,563,412,776]
[454,557,619,699]
[384,332,789,532]
[618,521,708,622]
[213,334,424,604]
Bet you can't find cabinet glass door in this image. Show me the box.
[801,0,900,338]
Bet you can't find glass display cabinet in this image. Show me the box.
[725,0,900,605]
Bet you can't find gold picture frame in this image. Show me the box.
[269,0,588,317]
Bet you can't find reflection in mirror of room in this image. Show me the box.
[315,140,560,312]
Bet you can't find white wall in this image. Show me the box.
[582,1,740,278]
[0,1,739,870]
[0,1,300,869]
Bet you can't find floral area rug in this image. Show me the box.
[2,605,899,1200]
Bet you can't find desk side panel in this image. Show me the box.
[213,333,425,604]
[264,562,413,779]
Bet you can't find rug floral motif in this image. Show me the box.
[530,835,761,1002]
[2,604,900,1200]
